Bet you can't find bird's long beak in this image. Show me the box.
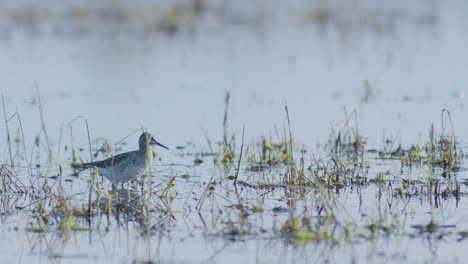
[149,136,169,150]
[154,140,169,150]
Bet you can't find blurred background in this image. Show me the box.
[2,2,468,264]
[1,0,467,149]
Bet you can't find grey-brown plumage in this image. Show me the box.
[82,132,169,184]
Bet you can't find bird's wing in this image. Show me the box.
[82,151,137,168]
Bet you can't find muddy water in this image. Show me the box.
[1,1,468,263]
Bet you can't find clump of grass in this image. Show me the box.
[213,91,248,183]
[242,104,309,185]
[0,165,26,193]
[426,110,462,175]
[220,92,236,169]
[243,134,290,172]
[241,106,369,188]
[379,109,462,177]
[282,104,308,185]
[328,109,365,163]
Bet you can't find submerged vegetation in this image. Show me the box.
[0,91,467,263]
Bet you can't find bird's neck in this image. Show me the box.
[139,144,153,159]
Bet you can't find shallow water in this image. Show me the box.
[1,1,468,263]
